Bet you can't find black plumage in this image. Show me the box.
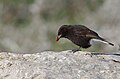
[56,25,114,50]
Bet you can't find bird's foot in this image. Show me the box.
[85,53,93,57]
[72,49,81,53]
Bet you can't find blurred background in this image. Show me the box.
[0,0,120,53]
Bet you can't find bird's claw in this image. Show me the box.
[72,49,81,53]
[85,53,93,57]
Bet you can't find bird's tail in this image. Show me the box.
[97,37,114,46]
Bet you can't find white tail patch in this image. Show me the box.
[90,39,109,45]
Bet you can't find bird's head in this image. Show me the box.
[56,25,68,42]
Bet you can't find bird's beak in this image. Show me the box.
[56,35,62,42]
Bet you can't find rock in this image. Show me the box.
[0,50,120,79]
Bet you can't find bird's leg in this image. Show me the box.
[78,47,81,51]
[72,47,81,53]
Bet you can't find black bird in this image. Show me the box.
[56,25,114,51]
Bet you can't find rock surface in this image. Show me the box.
[0,50,120,79]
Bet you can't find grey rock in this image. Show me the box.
[0,50,120,79]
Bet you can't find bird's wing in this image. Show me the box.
[73,28,99,38]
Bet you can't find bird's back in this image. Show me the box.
[67,25,99,38]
